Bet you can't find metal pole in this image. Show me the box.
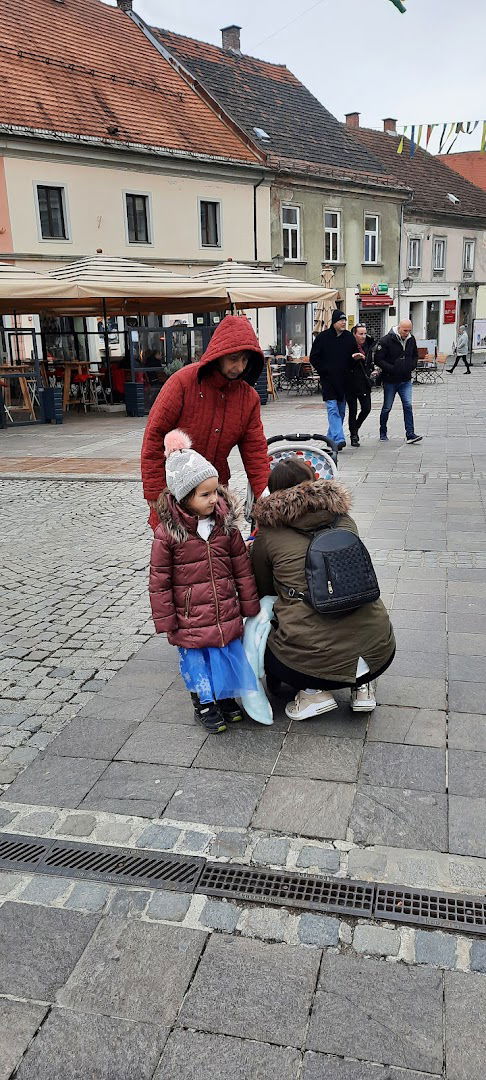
[397,202,404,322]
[102,298,113,401]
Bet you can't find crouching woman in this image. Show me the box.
[250,457,395,719]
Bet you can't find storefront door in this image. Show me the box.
[426,301,440,345]
[359,309,384,342]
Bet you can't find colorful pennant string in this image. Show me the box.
[397,121,485,156]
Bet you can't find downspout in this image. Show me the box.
[253,175,265,262]
[397,200,404,322]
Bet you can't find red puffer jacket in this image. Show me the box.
[149,487,260,648]
[141,315,269,529]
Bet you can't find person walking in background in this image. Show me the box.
[310,310,357,450]
[448,325,471,373]
[375,319,422,444]
[141,315,269,531]
[149,430,260,733]
[345,323,373,447]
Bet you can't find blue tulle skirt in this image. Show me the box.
[178,639,258,704]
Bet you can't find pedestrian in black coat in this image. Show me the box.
[310,310,357,449]
[345,324,373,447]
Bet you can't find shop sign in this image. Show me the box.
[359,283,389,294]
[444,300,456,324]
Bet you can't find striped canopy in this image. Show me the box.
[193,260,337,309]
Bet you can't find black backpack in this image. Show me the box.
[280,516,380,615]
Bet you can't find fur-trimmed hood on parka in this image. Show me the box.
[156,485,243,544]
[252,478,352,529]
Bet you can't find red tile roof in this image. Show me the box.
[0,0,263,164]
[154,26,406,191]
[351,127,486,221]
[437,152,486,193]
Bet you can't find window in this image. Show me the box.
[282,205,300,261]
[126,193,150,244]
[433,238,446,272]
[324,211,341,262]
[364,214,379,263]
[200,200,221,247]
[37,185,67,239]
[408,237,421,270]
[463,239,475,273]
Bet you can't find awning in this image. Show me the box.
[359,294,394,308]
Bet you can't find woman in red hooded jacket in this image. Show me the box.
[149,429,260,734]
[141,315,269,530]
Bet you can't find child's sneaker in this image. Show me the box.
[191,694,226,734]
[219,698,243,723]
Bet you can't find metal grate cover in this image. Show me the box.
[197,862,374,917]
[374,885,486,935]
[0,833,203,892]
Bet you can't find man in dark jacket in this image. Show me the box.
[310,310,357,449]
[375,320,422,444]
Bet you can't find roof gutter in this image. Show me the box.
[124,9,268,168]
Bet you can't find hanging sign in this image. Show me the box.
[444,300,456,324]
[359,283,389,294]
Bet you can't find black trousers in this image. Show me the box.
[449,354,471,372]
[264,645,395,692]
[346,389,371,435]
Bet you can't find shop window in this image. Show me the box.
[37,185,68,239]
[324,210,341,262]
[364,214,379,264]
[200,201,221,247]
[282,205,301,261]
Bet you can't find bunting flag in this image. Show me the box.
[388,0,406,10]
[398,120,485,156]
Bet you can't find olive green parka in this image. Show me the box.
[251,478,395,683]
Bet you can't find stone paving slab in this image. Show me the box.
[252,776,355,839]
[350,785,448,850]
[0,901,99,999]
[0,999,48,1080]
[164,768,266,828]
[58,918,206,1024]
[1,753,107,807]
[154,1029,302,1080]
[79,761,188,815]
[308,953,443,1073]
[14,1010,167,1080]
[178,934,321,1046]
[47,715,140,759]
[115,720,208,766]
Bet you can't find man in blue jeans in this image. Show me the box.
[310,310,358,449]
[375,319,422,444]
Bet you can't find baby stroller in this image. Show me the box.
[245,432,338,520]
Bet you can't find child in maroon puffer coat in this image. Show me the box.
[149,429,261,733]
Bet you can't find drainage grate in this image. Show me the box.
[3,831,486,937]
[196,862,375,917]
[374,886,486,935]
[0,833,203,892]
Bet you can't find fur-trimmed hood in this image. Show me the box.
[252,478,352,530]
[156,484,243,544]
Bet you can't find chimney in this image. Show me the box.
[345,112,360,129]
[383,117,397,133]
[117,0,132,10]
[221,24,241,51]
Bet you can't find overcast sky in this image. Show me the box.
[109,0,486,153]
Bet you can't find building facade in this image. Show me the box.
[351,118,486,355]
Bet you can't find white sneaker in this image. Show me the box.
[285,690,338,720]
[350,682,376,712]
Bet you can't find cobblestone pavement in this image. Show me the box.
[2,370,486,1077]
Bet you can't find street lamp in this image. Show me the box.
[271,253,285,271]
[402,275,413,292]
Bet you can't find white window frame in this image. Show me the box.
[364,213,380,264]
[324,209,341,263]
[34,181,71,243]
[408,237,421,270]
[463,238,475,273]
[282,204,301,261]
[199,198,222,249]
[124,190,153,246]
[432,237,446,272]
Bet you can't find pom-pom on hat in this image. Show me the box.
[164,429,218,503]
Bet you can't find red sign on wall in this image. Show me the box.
[444,300,457,324]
